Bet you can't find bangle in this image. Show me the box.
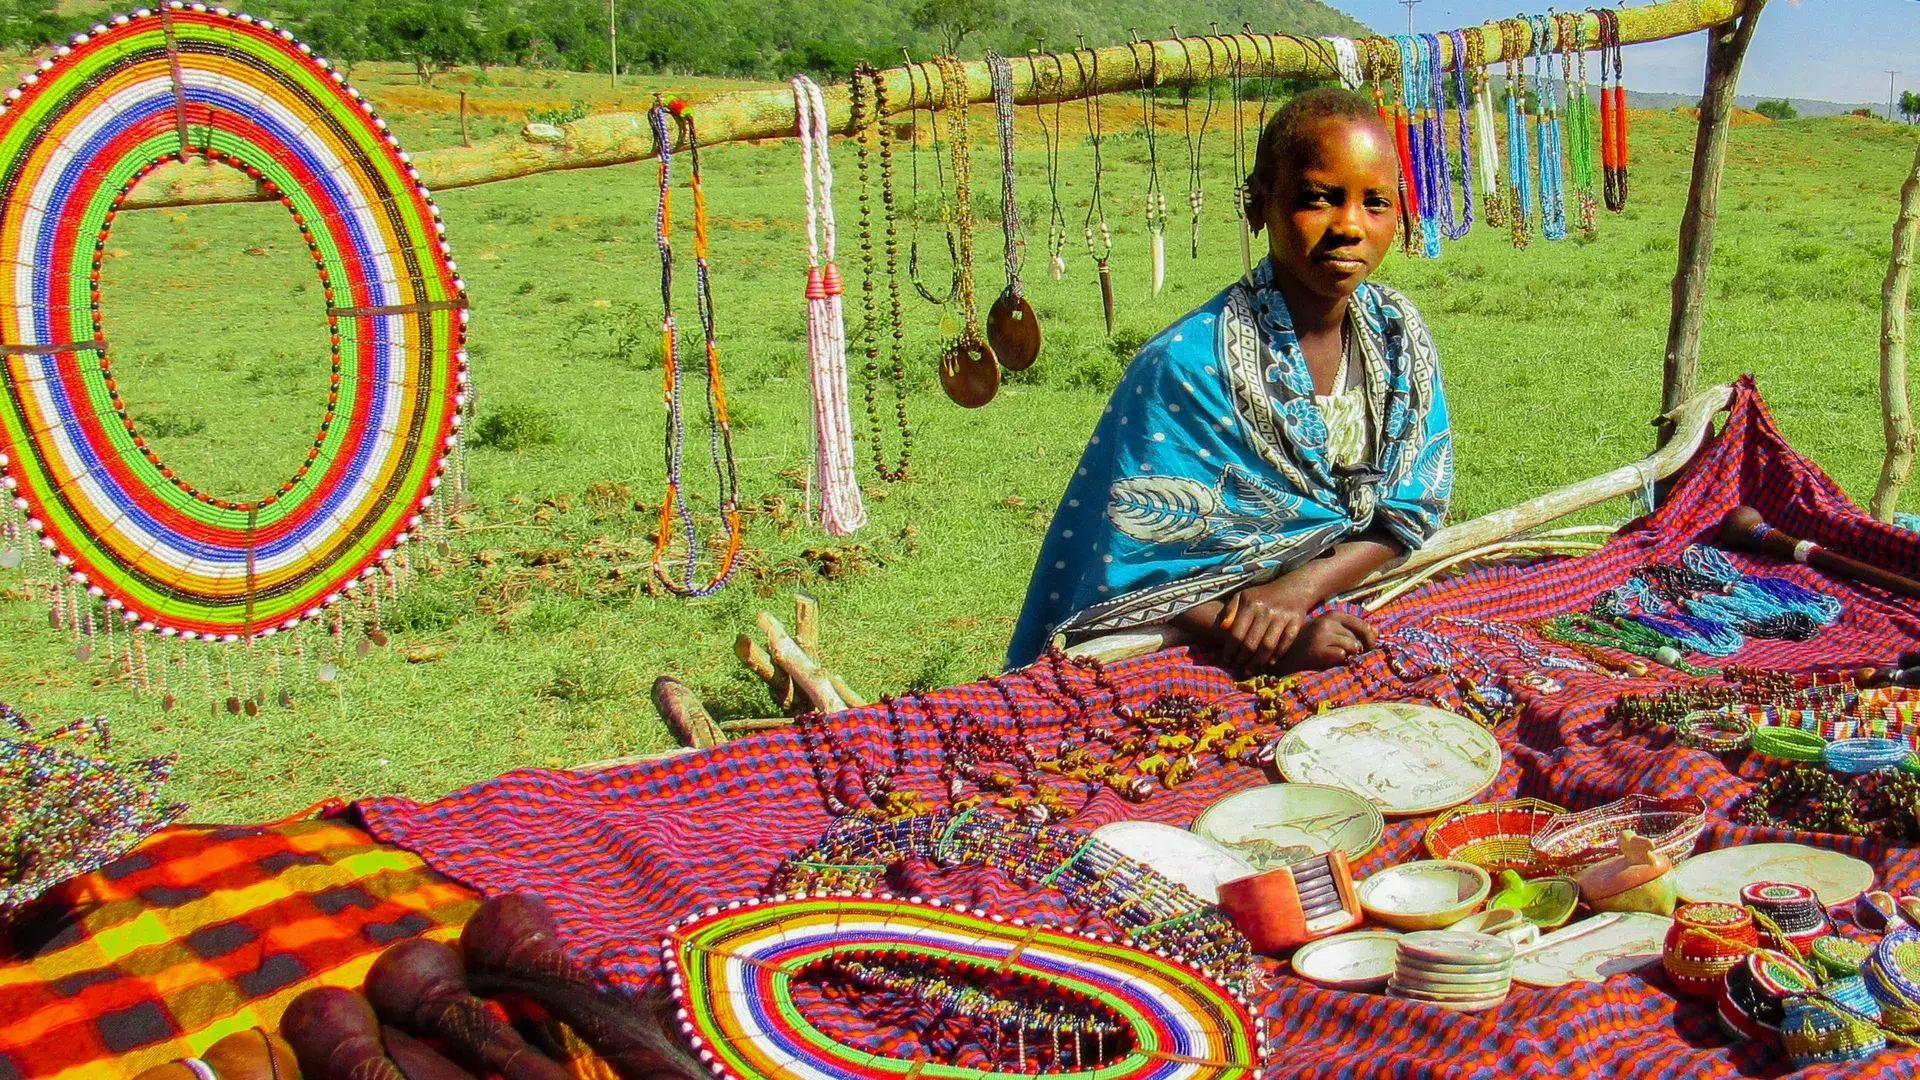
[1674,709,1754,752]
[1902,753,1920,776]
[1750,725,1827,763]
[1824,737,1910,775]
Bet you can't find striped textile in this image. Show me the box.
[358,380,1920,1077]
[0,818,476,1080]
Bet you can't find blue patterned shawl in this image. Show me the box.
[1005,258,1453,669]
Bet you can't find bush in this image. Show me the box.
[1754,99,1797,121]
[472,402,559,451]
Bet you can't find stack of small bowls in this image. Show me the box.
[1387,930,1514,1013]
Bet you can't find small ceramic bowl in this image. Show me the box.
[1290,930,1401,992]
[1359,860,1493,931]
[1447,907,1541,948]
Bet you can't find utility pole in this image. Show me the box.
[1890,69,1900,122]
[609,0,618,88]
[1400,0,1421,35]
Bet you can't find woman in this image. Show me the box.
[1006,88,1452,672]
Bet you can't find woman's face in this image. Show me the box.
[1252,116,1400,303]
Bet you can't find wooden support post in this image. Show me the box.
[652,674,725,748]
[1873,139,1920,522]
[1658,1,1767,446]
[459,90,471,147]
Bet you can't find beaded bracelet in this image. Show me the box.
[1675,709,1755,752]
[1825,738,1911,775]
[1750,725,1827,763]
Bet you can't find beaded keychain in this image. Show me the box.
[1035,51,1071,280]
[1502,18,1534,248]
[648,102,743,596]
[1597,7,1629,212]
[793,75,868,535]
[1076,43,1117,334]
[850,64,912,483]
[1533,15,1568,241]
[1129,32,1168,295]
[903,57,960,305]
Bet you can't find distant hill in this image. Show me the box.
[1626,89,1886,118]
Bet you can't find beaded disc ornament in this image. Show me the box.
[0,7,465,653]
[662,893,1266,1080]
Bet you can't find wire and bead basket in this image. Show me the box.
[1423,798,1566,875]
[1529,794,1706,873]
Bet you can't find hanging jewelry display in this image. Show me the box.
[1401,35,1441,257]
[932,55,1000,408]
[0,6,466,707]
[1473,24,1506,229]
[1129,32,1169,295]
[1562,13,1600,235]
[1035,51,1071,281]
[663,893,1265,1080]
[984,52,1040,372]
[1327,35,1365,91]
[1363,38,1419,256]
[1533,16,1568,241]
[850,64,912,483]
[1501,19,1534,248]
[648,101,744,596]
[1076,45,1117,334]
[1597,8,1629,212]
[903,58,960,306]
[792,75,867,534]
[1227,32,1255,273]
[1434,31,1474,240]
[1175,32,1218,259]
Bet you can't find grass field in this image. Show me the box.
[1,62,1915,822]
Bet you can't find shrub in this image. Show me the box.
[1754,99,1797,121]
[472,402,559,451]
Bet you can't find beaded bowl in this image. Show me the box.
[1530,794,1706,874]
[1662,901,1757,998]
[1422,798,1566,876]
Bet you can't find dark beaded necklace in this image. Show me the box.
[850,63,912,482]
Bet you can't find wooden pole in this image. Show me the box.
[1658,1,1766,445]
[120,0,1749,210]
[458,90,471,147]
[1873,139,1920,521]
[608,0,618,89]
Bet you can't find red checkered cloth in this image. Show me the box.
[358,381,1920,1078]
[0,817,478,1080]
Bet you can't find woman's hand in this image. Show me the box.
[1219,578,1321,670]
[1271,611,1377,673]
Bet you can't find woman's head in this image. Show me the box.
[1245,87,1399,303]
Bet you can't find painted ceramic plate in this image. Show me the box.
[1091,821,1256,904]
[1510,912,1674,988]
[1670,843,1875,907]
[1192,784,1386,868]
[1359,861,1492,931]
[1274,703,1502,816]
[1290,930,1401,991]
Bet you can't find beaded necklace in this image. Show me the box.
[1472,25,1505,229]
[985,51,1040,373]
[1178,32,1218,259]
[1400,35,1441,258]
[1562,13,1599,235]
[1533,16,1568,241]
[904,59,959,305]
[1129,33,1168,295]
[850,65,911,484]
[1437,30,1474,240]
[1076,45,1116,334]
[1501,19,1533,249]
[933,54,1001,408]
[1227,32,1254,273]
[1365,38,1418,256]
[793,76,867,536]
[1036,52,1070,280]
[1598,8,1629,212]
[648,102,743,597]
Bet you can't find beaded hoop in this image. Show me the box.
[0,6,465,638]
[662,893,1266,1080]
[1674,709,1755,752]
[1824,738,1910,775]
[1750,725,1827,763]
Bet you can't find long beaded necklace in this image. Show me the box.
[850,64,911,483]
[1036,51,1070,281]
[984,51,1041,372]
[1129,33,1168,295]
[1598,8,1629,212]
[647,101,743,596]
[904,58,959,306]
[1401,34,1441,258]
[1533,15,1568,241]
[1436,30,1474,240]
[793,75,867,536]
[933,54,1000,409]
[1227,32,1253,273]
[1501,19,1533,249]
[1076,44,1116,334]
[1562,13,1599,235]
[1472,25,1505,229]
[1176,32,1217,259]
[1365,38,1419,256]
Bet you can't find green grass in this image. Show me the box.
[1,76,1914,822]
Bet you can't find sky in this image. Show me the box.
[1321,1,1920,108]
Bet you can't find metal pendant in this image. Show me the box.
[1097,261,1115,335]
[939,333,1000,408]
[986,288,1041,372]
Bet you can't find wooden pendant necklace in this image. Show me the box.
[648,101,743,596]
[934,54,1000,407]
[904,58,959,306]
[1076,44,1116,334]
[985,51,1040,371]
[851,63,912,482]
[1175,31,1218,259]
[1598,8,1629,212]
[1035,51,1070,280]
[1129,31,1167,295]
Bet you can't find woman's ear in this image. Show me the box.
[1244,177,1267,235]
